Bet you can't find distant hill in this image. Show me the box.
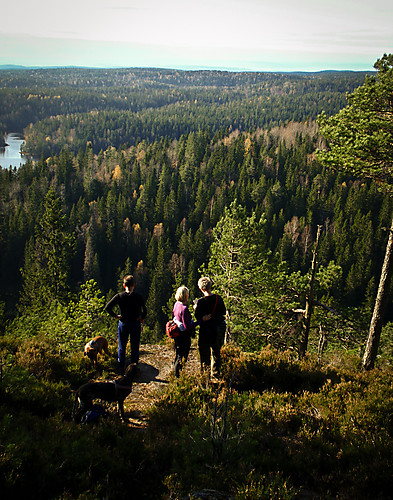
[0,65,32,70]
[0,66,370,157]
[0,64,375,75]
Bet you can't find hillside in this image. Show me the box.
[2,331,393,499]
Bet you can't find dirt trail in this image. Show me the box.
[123,341,200,428]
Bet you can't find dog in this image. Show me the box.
[73,363,138,423]
[84,336,109,365]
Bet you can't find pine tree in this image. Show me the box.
[205,202,341,353]
[83,231,95,282]
[318,53,393,370]
[203,201,282,350]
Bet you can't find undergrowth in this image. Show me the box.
[1,336,393,499]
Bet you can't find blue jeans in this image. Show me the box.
[117,320,141,371]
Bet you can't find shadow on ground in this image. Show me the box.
[131,362,168,384]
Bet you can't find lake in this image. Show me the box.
[0,133,27,169]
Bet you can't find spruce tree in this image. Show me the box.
[20,188,76,313]
[145,237,171,340]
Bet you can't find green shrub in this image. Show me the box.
[0,409,155,499]
[146,347,393,499]
[221,344,341,394]
[4,280,111,355]
[2,335,393,499]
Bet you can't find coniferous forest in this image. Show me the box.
[2,60,393,498]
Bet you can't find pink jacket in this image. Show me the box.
[173,301,199,332]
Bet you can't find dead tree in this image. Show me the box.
[299,224,322,357]
[363,218,393,370]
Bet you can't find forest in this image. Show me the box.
[0,67,368,158]
[1,59,393,498]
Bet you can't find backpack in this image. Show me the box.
[81,404,106,424]
[166,319,181,339]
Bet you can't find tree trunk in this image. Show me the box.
[363,217,393,370]
[300,225,322,357]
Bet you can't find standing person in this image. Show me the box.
[172,285,211,378]
[105,275,147,374]
[194,277,226,379]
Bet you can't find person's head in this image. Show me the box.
[198,277,212,293]
[175,285,189,304]
[123,275,135,291]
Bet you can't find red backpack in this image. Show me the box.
[166,319,181,338]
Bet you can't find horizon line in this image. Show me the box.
[0,64,375,74]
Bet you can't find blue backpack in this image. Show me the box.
[81,404,106,424]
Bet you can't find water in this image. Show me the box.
[0,133,27,169]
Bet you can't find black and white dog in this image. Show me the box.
[73,364,138,423]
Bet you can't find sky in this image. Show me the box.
[1,0,393,72]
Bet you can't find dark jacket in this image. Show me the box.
[105,291,147,323]
[195,293,226,334]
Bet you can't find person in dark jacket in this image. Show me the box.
[172,285,210,377]
[105,275,147,374]
[194,277,226,378]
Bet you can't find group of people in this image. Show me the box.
[105,275,226,379]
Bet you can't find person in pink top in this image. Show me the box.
[172,285,210,377]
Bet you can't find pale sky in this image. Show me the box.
[1,0,392,71]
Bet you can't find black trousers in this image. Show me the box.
[173,334,191,377]
[198,328,225,377]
